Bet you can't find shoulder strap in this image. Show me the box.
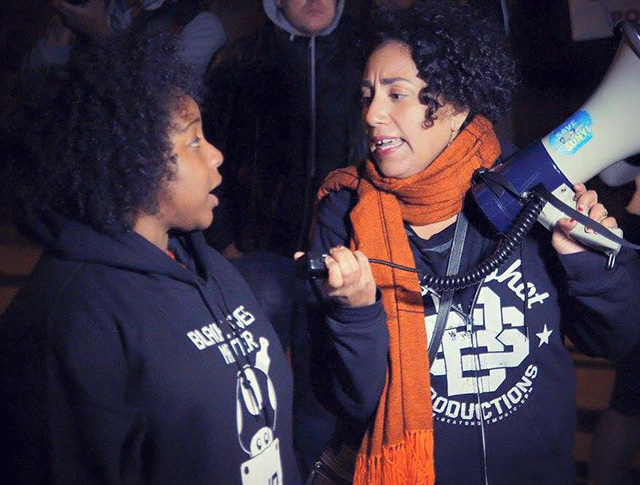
[427,212,468,364]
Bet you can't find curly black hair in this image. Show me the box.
[363,0,517,126]
[3,33,202,233]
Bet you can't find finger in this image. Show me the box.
[584,203,607,233]
[323,255,344,291]
[600,216,618,230]
[573,183,587,199]
[554,217,578,237]
[588,203,607,221]
[353,250,374,283]
[293,251,304,261]
[575,189,597,215]
[329,246,359,284]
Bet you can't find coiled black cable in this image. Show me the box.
[297,191,548,291]
[422,192,546,291]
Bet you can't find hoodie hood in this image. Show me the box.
[18,212,205,285]
[263,0,345,38]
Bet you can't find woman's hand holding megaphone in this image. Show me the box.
[552,183,618,255]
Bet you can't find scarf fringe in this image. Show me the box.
[354,429,435,485]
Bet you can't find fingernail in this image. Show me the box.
[577,206,584,213]
[570,218,575,223]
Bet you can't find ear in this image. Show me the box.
[449,107,470,133]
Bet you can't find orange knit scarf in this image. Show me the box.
[317,115,501,484]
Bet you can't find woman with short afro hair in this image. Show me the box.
[0,34,300,483]
[304,1,639,484]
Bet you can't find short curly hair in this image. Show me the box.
[4,33,202,233]
[363,0,517,126]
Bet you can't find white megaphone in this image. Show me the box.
[471,20,640,257]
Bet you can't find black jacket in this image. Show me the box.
[203,13,366,256]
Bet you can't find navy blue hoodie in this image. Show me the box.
[309,188,640,485]
[0,213,300,484]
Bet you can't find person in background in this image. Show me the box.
[305,1,640,483]
[202,0,365,474]
[0,34,299,484]
[22,0,225,79]
[203,0,364,260]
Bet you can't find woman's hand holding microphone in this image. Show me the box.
[295,246,377,308]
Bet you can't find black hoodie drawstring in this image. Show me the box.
[196,277,269,426]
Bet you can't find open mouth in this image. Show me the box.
[370,137,403,153]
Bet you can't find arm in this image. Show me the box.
[305,191,389,425]
[553,184,640,359]
[558,248,640,360]
[47,294,146,483]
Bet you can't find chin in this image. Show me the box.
[197,219,213,231]
[377,164,408,179]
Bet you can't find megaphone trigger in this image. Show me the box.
[535,183,623,259]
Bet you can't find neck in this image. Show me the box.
[410,214,457,240]
[133,214,170,252]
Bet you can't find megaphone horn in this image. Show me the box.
[471,20,640,256]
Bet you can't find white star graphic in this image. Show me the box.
[536,324,553,347]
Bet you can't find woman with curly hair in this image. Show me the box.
[0,35,300,483]
[304,1,639,483]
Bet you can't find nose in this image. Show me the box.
[205,138,223,169]
[363,95,387,128]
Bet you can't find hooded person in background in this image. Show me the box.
[203,0,365,259]
[202,0,366,474]
[22,0,225,79]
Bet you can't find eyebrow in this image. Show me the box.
[361,77,413,88]
[173,117,201,133]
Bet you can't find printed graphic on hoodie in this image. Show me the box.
[424,259,550,426]
[186,305,283,483]
[237,337,283,484]
[186,305,261,363]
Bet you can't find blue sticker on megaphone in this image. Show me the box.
[548,110,593,155]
